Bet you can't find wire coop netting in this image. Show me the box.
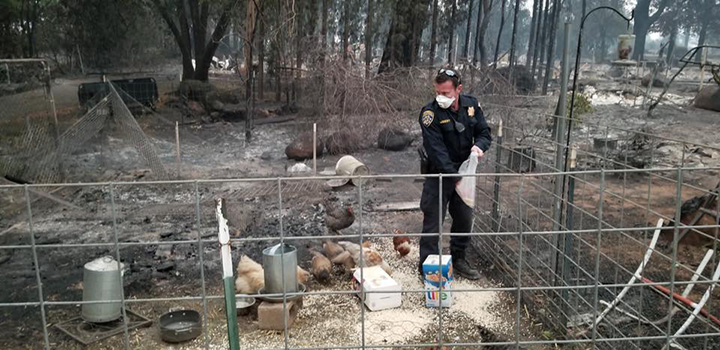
[0,61,168,183]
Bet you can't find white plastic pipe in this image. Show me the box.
[663,258,720,350]
[592,218,663,328]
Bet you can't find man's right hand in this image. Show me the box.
[471,145,484,158]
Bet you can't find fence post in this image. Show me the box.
[216,198,240,350]
[175,122,181,179]
[560,147,577,336]
[551,19,571,285]
[313,123,317,175]
[492,119,504,232]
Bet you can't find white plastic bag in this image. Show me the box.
[456,154,479,208]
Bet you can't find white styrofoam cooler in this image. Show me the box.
[352,266,402,311]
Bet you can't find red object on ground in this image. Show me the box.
[641,276,720,327]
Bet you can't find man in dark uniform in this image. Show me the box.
[418,68,492,280]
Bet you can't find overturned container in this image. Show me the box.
[336,155,370,185]
[262,244,298,295]
[82,256,125,323]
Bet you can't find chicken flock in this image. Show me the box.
[235,197,412,294]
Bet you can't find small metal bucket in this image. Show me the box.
[262,244,298,294]
[81,256,125,323]
[335,155,370,185]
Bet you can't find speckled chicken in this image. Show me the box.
[324,199,355,233]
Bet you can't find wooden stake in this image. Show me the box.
[313,123,317,175]
[175,122,181,179]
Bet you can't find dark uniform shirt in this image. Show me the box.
[419,94,492,175]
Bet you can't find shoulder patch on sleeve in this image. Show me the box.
[421,110,434,127]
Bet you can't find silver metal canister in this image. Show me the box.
[262,244,298,294]
[81,256,124,323]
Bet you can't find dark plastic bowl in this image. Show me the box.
[159,309,202,343]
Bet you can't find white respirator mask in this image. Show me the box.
[435,95,456,109]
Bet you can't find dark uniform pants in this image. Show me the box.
[419,177,473,271]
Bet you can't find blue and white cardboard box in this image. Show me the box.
[422,254,453,307]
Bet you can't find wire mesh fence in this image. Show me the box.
[2,62,720,350]
[0,59,168,184]
[1,165,719,350]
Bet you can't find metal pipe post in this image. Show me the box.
[492,120,504,232]
[216,198,239,350]
[560,147,577,335]
[551,19,572,283]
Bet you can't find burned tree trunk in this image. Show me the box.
[525,0,539,65]
[472,0,483,64]
[321,0,328,65]
[365,0,373,77]
[429,0,439,69]
[462,0,475,62]
[343,0,350,62]
[632,0,670,60]
[378,0,430,73]
[508,0,520,69]
[244,0,258,142]
[258,9,265,100]
[153,0,238,82]
[477,0,494,67]
[541,0,560,95]
[294,0,303,100]
[320,0,328,117]
[533,0,549,78]
[493,0,507,68]
[448,0,457,65]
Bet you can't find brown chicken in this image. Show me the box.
[323,240,346,260]
[310,250,332,284]
[392,229,411,257]
[325,201,355,233]
[338,241,392,275]
[331,251,354,268]
[235,255,311,294]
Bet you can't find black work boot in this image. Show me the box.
[454,258,481,280]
